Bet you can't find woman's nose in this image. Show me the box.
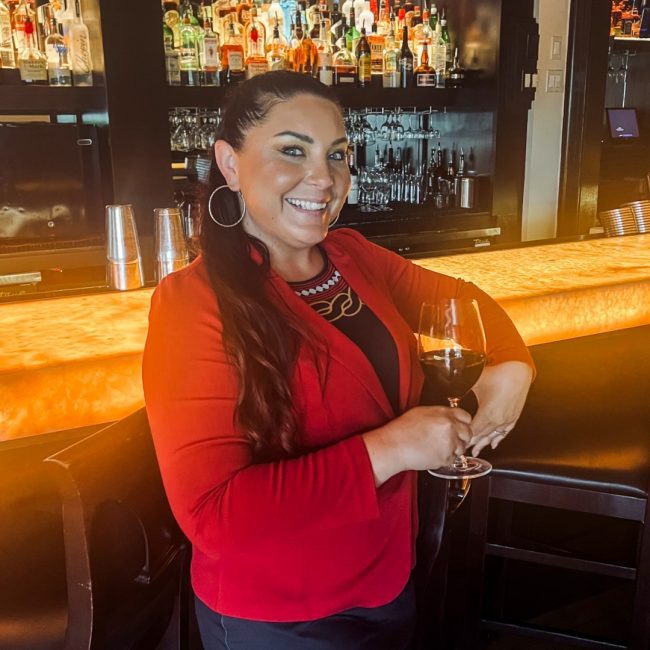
[306,157,335,189]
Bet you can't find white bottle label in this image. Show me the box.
[166,52,181,84]
[227,50,244,71]
[19,58,48,82]
[201,35,219,69]
[318,67,333,86]
[70,26,92,75]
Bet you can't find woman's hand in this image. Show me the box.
[362,406,473,486]
[468,360,534,457]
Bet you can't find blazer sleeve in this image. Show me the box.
[142,266,380,560]
[341,229,534,369]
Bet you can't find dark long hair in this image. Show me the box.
[200,71,342,461]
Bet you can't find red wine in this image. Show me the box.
[420,348,486,400]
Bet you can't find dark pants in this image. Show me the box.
[194,578,416,650]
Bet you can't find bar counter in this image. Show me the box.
[1,234,649,442]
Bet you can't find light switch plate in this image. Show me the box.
[551,36,563,60]
[546,69,564,93]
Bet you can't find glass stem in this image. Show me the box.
[447,397,468,468]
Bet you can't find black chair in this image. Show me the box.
[44,409,188,650]
[0,426,100,650]
[464,326,650,649]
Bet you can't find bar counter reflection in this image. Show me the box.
[1,234,649,442]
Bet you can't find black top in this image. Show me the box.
[289,254,400,413]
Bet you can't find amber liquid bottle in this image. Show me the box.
[356,27,371,86]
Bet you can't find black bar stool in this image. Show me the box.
[463,326,650,649]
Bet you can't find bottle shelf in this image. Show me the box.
[0,78,106,114]
[166,82,497,111]
[611,36,650,51]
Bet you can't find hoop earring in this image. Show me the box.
[208,184,246,228]
[328,212,340,228]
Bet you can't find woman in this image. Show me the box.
[143,71,534,649]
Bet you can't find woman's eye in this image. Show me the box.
[329,150,346,161]
[281,146,304,157]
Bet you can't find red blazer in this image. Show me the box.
[143,228,532,622]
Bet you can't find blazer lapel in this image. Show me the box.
[323,236,421,414]
[268,272,396,421]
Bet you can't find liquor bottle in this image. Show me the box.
[266,24,287,69]
[448,47,464,87]
[305,0,319,32]
[445,156,455,207]
[345,6,359,53]
[352,0,364,26]
[357,0,373,31]
[280,0,297,40]
[220,19,245,83]
[333,14,346,51]
[200,17,220,85]
[396,6,405,32]
[308,5,320,39]
[439,7,450,65]
[18,16,46,83]
[236,0,252,29]
[11,0,36,53]
[398,24,412,87]
[414,41,435,86]
[315,19,333,84]
[376,0,389,34]
[415,1,433,65]
[0,0,16,68]
[290,8,304,71]
[429,2,437,31]
[367,22,384,79]
[165,46,181,84]
[452,146,466,199]
[341,0,352,23]
[332,42,356,84]
[43,12,71,85]
[330,1,342,40]
[245,6,267,76]
[299,19,317,74]
[318,0,330,31]
[163,0,181,48]
[347,149,359,205]
[69,0,92,86]
[382,23,399,87]
[355,26,371,86]
[403,0,414,28]
[267,0,284,33]
[179,3,200,85]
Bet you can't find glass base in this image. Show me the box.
[427,456,492,479]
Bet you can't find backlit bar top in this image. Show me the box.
[1,233,649,441]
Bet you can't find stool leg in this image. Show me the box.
[461,475,491,649]
[630,497,650,650]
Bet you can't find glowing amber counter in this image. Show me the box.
[1,234,649,441]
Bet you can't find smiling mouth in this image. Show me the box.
[285,198,329,212]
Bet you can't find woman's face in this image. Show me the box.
[216,94,350,257]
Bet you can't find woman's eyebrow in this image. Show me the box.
[274,131,313,143]
[273,132,349,147]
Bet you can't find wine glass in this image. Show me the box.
[418,298,492,479]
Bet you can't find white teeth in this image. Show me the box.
[286,198,327,211]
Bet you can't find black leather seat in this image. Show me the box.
[0,427,98,650]
[463,326,650,649]
[44,409,188,650]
